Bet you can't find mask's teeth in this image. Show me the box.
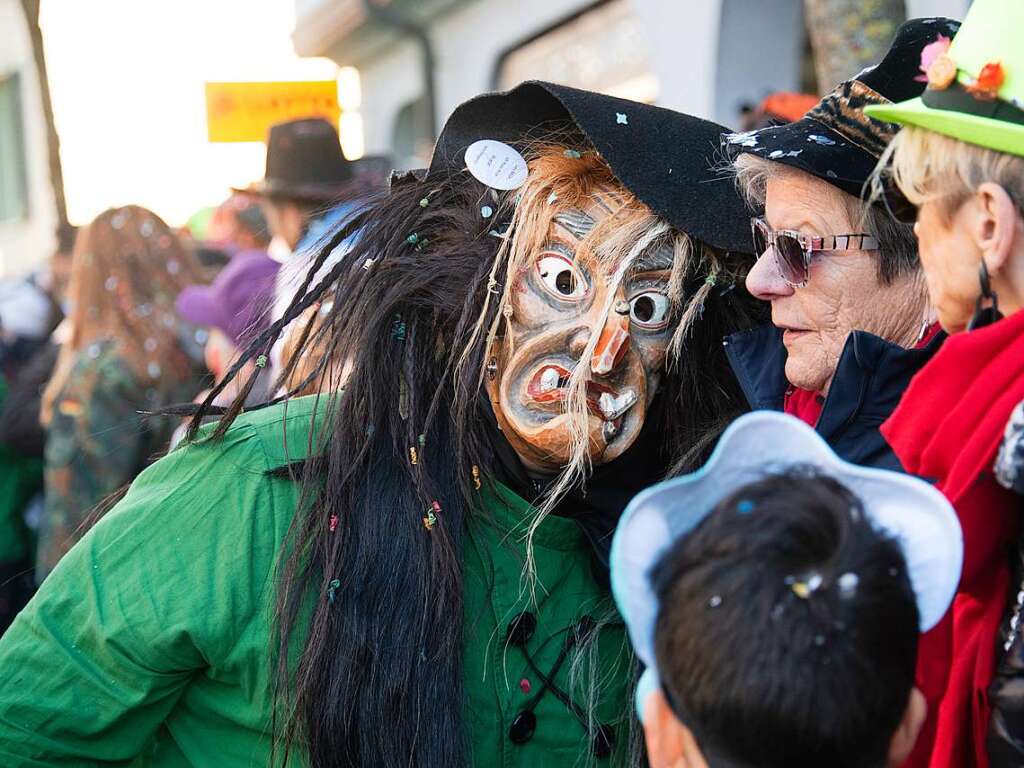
[598,389,638,421]
[540,367,560,392]
[602,420,619,441]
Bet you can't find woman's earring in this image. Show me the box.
[916,304,937,343]
[486,358,498,381]
[916,318,931,344]
[968,259,1003,331]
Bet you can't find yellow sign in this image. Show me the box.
[205,81,340,143]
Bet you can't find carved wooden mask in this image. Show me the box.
[485,181,675,475]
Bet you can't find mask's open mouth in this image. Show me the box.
[526,364,639,434]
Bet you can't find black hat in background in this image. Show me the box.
[235,117,355,203]
[428,80,756,255]
[723,17,961,199]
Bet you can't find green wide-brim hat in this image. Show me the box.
[865,0,1024,157]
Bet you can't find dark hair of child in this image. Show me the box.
[650,470,919,768]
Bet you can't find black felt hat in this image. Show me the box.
[235,117,355,202]
[723,17,961,199]
[427,81,755,254]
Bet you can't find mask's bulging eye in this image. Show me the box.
[536,253,586,299]
[629,291,671,329]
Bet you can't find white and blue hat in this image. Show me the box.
[609,411,963,720]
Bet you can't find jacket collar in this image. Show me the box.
[723,325,788,412]
[725,324,947,443]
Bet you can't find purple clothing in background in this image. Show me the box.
[176,250,279,347]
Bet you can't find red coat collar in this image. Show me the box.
[883,310,1024,505]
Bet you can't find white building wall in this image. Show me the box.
[0,0,56,276]
[357,41,422,157]
[632,0,722,119]
[713,0,803,126]
[908,0,972,20]
[319,0,975,162]
[429,0,593,122]
[354,0,589,157]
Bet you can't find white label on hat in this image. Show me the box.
[465,139,528,190]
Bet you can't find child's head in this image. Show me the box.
[644,471,924,768]
[610,411,962,768]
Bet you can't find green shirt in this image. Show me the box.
[0,396,632,766]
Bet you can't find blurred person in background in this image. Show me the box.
[169,247,280,446]
[0,225,75,629]
[235,117,385,382]
[206,193,271,254]
[44,223,78,315]
[0,370,40,636]
[275,298,341,396]
[737,91,819,131]
[184,193,272,276]
[0,276,60,634]
[0,223,80,460]
[36,205,206,580]
[0,278,59,378]
[235,117,363,273]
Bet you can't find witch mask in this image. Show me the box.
[484,149,693,475]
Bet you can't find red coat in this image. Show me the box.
[883,309,1024,768]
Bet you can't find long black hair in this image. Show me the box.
[190,140,765,767]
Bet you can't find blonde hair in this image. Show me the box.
[41,206,205,425]
[878,125,1024,219]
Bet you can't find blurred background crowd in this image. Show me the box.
[0,0,974,628]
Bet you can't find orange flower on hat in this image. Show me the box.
[965,61,1005,101]
[927,54,958,90]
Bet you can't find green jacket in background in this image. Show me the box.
[0,395,633,767]
[39,340,198,577]
[0,376,42,567]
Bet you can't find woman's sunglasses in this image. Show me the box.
[751,217,880,288]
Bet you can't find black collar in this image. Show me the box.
[480,397,670,581]
[724,324,947,446]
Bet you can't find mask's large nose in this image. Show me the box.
[591,308,630,375]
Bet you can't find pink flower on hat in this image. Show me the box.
[916,34,952,82]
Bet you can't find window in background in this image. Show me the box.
[0,72,29,223]
[496,0,659,103]
[391,95,432,170]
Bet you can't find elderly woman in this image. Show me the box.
[724,17,960,768]
[724,18,958,471]
[865,1,1024,766]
